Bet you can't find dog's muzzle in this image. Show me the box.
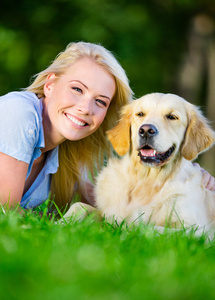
[138,124,175,166]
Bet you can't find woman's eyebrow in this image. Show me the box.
[99,95,111,101]
[70,80,88,89]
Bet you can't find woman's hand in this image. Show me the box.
[202,170,215,191]
[193,163,215,191]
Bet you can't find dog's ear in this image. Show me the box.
[181,103,215,160]
[107,103,132,156]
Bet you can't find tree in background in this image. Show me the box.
[177,13,215,174]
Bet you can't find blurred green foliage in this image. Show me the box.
[0,0,214,98]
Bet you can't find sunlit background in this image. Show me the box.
[0,0,214,174]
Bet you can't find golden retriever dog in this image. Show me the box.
[62,93,215,235]
[94,93,215,232]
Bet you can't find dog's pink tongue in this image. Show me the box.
[140,149,155,157]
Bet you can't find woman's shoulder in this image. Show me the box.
[0,91,42,122]
[0,91,43,163]
[0,91,40,108]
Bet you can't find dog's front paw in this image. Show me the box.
[59,202,99,223]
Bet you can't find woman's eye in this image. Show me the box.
[72,87,82,93]
[96,99,107,107]
[166,114,178,120]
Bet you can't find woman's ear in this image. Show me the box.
[44,73,57,97]
[107,103,132,156]
[181,103,215,161]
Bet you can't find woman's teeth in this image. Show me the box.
[66,114,86,126]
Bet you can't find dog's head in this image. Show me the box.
[107,93,215,167]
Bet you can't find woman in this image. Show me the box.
[0,41,132,212]
[0,41,214,213]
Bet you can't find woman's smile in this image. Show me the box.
[64,113,89,128]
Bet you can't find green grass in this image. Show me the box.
[0,204,215,300]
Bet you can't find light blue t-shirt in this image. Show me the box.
[0,91,59,208]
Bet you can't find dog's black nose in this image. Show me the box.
[139,124,158,138]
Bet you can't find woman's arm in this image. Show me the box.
[0,152,28,207]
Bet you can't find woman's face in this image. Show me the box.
[43,58,116,146]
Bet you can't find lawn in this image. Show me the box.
[0,204,215,300]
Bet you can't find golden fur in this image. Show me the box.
[94,93,215,231]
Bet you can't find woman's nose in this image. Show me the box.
[76,97,93,115]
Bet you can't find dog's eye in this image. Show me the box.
[166,114,178,120]
[136,112,144,117]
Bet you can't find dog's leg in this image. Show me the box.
[58,202,98,223]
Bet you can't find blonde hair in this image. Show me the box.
[26,41,133,211]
